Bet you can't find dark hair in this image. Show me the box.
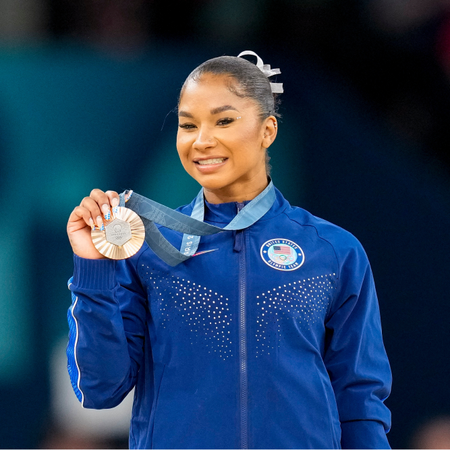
[180,55,281,120]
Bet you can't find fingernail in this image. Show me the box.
[96,216,103,228]
[89,218,95,230]
[101,204,111,220]
[111,197,119,208]
[124,190,133,202]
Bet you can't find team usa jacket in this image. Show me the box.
[67,186,392,449]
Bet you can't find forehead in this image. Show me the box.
[179,73,254,109]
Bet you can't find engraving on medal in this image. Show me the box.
[105,219,132,246]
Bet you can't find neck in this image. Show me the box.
[203,177,270,204]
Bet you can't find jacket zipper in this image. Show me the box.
[236,202,249,449]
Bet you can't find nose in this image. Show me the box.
[193,126,216,151]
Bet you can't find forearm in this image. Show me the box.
[67,256,144,409]
[325,246,392,442]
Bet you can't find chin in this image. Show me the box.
[196,179,230,192]
[188,170,223,187]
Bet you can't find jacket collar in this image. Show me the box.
[201,186,288,225]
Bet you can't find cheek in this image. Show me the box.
[176,134,189,157]
[176,140,193,173]
[241,121,265,144]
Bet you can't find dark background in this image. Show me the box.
[1,0,450,448]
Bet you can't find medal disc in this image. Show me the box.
[91,207,145,260]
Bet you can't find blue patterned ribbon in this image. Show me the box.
[119,181,275,266]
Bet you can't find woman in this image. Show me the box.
[67,51,392,449]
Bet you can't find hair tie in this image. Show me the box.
[237,50,284,94]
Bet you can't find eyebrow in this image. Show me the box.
[178,104,238,118]
[210,105,238,115]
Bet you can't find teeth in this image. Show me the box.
[197,158,225,165]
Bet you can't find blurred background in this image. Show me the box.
[0,0,450,448]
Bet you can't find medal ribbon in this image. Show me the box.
[119,181,276,266]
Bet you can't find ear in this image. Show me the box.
[262,116,278,149]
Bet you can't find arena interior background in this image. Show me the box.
[1,0,450,448]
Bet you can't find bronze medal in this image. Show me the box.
[91,207,145,260]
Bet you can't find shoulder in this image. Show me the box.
[282,200,368,262]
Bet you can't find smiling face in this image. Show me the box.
[177,73,277,204]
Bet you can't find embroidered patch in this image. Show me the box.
[260,238,305,271]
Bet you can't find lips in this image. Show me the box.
[195,157,227,165]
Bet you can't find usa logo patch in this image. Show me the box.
[260,239,305,271]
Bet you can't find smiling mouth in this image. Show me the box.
[196,158,227,165]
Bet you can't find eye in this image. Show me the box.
[179,122,196,130]
[217,117,234,126]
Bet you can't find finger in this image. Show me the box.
[68,205,95,230]
[80,195,106,229]
[67,206,104,259]
[105,190,120,210]
[90,189,120,222]
[89,188,111,212]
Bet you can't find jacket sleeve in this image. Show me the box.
[67,252,148,409]
[323,239,392,449]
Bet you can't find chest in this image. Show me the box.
[137,222,339,361]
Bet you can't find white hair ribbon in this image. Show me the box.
[237,50,284,94]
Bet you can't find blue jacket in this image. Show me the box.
[67,187,391,449]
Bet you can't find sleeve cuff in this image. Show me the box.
[72,254,117,290]
[341,420,390,449]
